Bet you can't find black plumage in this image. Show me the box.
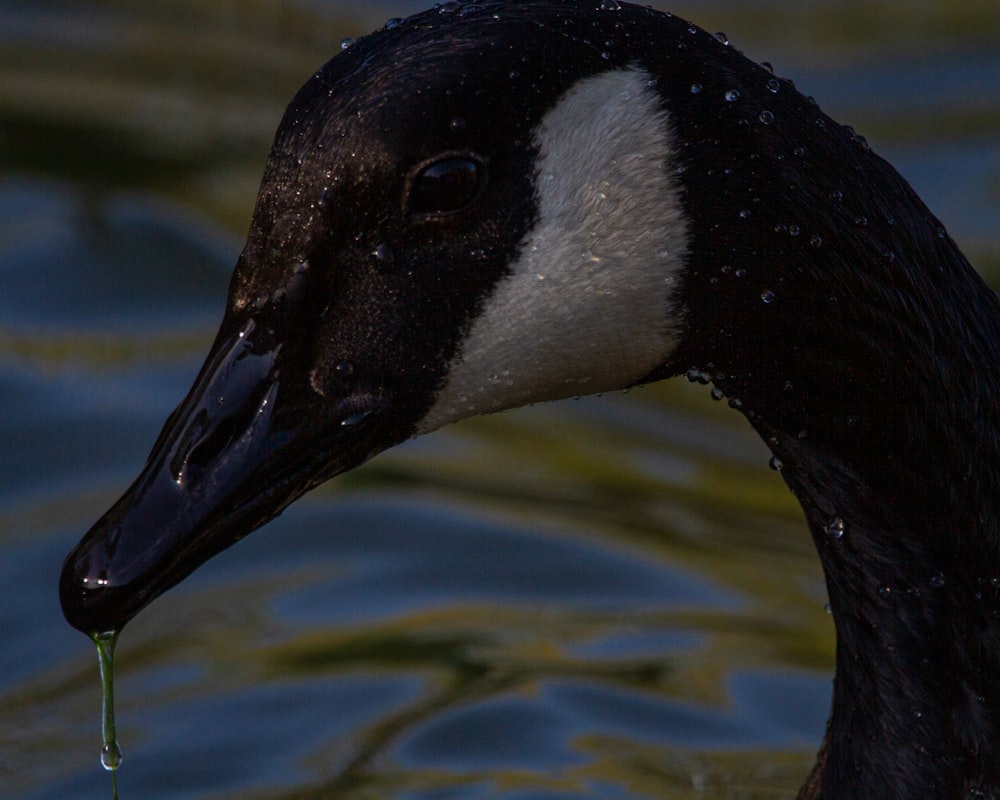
[62,3,1000,796]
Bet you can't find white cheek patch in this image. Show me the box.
[418,67,689,434]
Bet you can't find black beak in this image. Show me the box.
[59,298,393,635]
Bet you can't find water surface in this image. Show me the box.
[1,1,998,798]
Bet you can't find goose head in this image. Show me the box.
[61,2,699,634]
[61,2,1000,796]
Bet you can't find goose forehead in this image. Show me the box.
[419,67,689,433]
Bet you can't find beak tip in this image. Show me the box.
[59,541,136,636]
[58,559,99,635]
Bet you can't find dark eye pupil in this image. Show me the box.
[408,157,484,218]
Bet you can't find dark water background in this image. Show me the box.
[2,1,998,798]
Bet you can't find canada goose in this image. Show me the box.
[60,2,1000,796]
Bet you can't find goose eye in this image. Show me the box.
[407,155,486,219]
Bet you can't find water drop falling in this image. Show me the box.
[92,630,122,798]
[102,741,123,772]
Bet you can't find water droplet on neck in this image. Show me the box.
[758,110,774,124]
[929,573,946,589]
[340,37,354,50]
[724,89,741,102]
[766,78,780,93]
[824,517,846,540]
[760,289,776,304]
[341,410,372,427]
[372,242,395,270]
[685,367,711,385]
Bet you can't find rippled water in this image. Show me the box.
[1,2,998,798]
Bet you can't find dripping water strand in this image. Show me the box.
[92,630,122,799]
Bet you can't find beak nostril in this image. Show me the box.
[172,378,284,487]
[172,415,239,486]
